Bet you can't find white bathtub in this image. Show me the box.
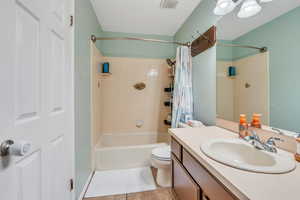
[95,132,168,170]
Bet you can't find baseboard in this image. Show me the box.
[78,171,94,200]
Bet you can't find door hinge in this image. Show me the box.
[70,15,74,27]
[70,179,74,191]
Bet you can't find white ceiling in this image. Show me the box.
[90,0,202,36]
[217,0,300,40]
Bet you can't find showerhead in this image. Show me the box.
[166,58,176,67]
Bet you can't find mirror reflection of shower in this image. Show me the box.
[216,43,269,125]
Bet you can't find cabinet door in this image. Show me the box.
[172,156,200,200]
[171,137,182,161]
[182,149,237,200]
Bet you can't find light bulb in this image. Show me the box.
[219,1,230,8]
[214,0,237,16]
[238,0,262,18]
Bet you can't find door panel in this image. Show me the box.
[16,151,42,200]
[48,0,66,116]
[49,31,65,114]
[0,0,74,199]
[15,2,41,123]
[49,135,68,200]
[17,0,41,17]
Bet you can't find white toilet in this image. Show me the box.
[151,145,171,187]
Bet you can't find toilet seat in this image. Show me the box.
[151,146,171,161]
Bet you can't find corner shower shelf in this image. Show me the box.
[164,101,172,107]
[164,120,171,126]
[164,87,173,92]
[98,73,112,79]
[99,73,112,76]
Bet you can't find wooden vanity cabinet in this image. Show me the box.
[171,137,238,200]
[182,149,236,200]
[172,155,201,200]
[171,138,182,161]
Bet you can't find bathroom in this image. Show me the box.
[1,0,300,200]
[85,0,300,198]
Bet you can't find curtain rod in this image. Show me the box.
[91,35,190,47]
[217,42,267,53]
[90,35,268,52]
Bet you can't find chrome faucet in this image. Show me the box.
[271,127,284,135]
[244,130,284,153]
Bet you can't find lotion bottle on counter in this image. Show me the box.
[239,114,248,139]
[250,113,262,129]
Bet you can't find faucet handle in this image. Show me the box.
[266,137,284,146]
[249,130,260,140]
[272,127,284,135]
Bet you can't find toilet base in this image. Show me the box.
[156,167,171,187]
[151,158,171,187]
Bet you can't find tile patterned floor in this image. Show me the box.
[84,188,178,200]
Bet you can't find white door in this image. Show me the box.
[0,0,74,200]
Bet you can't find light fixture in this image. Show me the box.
[160,0,178,9]
[260,0,272,2]
[213,0,273,18]
[214,0,237,16]
[238,0,262,18]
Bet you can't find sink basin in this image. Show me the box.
[201,139,296,174]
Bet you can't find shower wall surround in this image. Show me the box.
[91,43,103,152]
[98,57,172,143]
[175,0,221,125]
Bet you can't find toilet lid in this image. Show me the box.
[152,146,171,161]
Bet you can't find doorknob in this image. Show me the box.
[0,140,31,157]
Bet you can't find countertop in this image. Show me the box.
[169,126,300,200]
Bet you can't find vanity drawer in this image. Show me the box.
[171,137,182,161]
[172,155,200,200]
[182,149,237,200]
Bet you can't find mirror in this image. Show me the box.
[216,2,300,136]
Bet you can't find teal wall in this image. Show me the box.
[175,0,221,125]
[100,31,176,58]
[216,40,233,61]
[217,6,300,132]
[74,0,103,198]
[233,7,300,61]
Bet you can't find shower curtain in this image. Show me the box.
[171,46,193,128]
